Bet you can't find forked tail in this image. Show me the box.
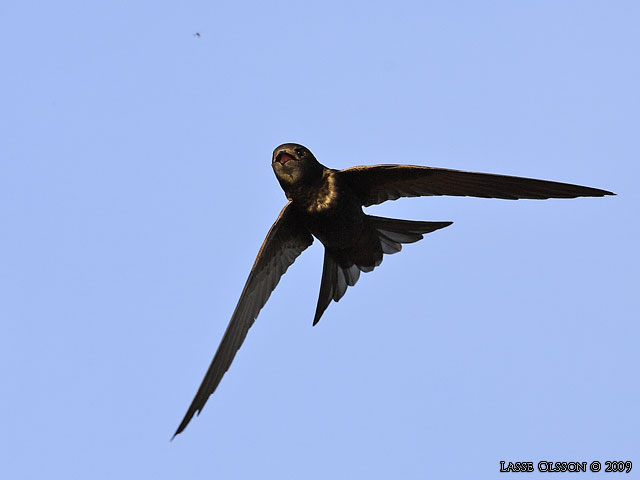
[313,215,452,325]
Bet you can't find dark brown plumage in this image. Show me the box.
[173,143,614,437]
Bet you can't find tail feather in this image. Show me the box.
[379,231,403,254]
[368,215,453,239]
[312,215,452,325]
[313,252,342,325]
[378,229,423,244]
[371,216,452,255]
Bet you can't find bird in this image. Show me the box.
[173,143,614,437]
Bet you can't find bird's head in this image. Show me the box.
[272,143,324,187]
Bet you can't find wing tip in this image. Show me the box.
[579,187,615,198]
[172,420,188,439]
[172,404,202,439]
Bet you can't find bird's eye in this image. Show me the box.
[296,149,305,156]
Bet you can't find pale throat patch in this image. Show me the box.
[308,172,339,213]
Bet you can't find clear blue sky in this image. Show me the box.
[2,1,638,478]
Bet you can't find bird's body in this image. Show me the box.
[285,168,380,269]
[287,169,356,246]
[173,143,614,438]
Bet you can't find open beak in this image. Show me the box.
[276,152,294,165]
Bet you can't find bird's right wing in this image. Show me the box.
[173,202,313,437]
[340,165,614,206]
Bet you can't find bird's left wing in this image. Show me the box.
[173,202,313,437]
[340,165,614,206]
